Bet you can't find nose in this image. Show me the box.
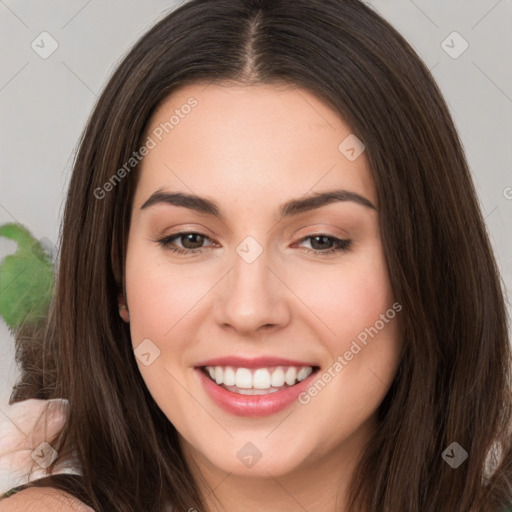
[213,248,291,337]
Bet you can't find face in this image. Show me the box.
[123,82,402,479]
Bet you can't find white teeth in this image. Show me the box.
[252,369,271,389]
[270,367,285,387]
[297,367,313,382]
[235,387,280,395]
[203,365,315,392]
[235,368,253,389]
[223,366,236,386]
[285,367,296,386]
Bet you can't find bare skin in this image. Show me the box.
[122,82,403,511]
[0,487,94,512]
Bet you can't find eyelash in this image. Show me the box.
[155,232,352,256]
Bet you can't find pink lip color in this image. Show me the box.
[195,367,318,417]
[195,356,316,369]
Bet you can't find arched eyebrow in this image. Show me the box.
[280,190,376,216]
[140,188,377,219]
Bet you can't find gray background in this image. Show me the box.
[1,0,511,412]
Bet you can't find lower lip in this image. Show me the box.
[195,368,318,417]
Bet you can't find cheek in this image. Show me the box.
[123,249,209,424]
[285,244,394,344]
[124,246,214,345]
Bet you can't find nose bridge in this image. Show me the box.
[228,233,272,293]
[231,247,269,293]
[214,238,290,333]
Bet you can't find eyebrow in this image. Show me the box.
[140,188,377,219]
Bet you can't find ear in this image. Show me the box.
[118,294,130,323]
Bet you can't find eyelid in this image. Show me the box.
[154,223,219,242]
[291,223,350,240]
[292,233,347,245]
[292,233,352,254]
[154,231,352,259]
[157,230,348,246]
[157,231,217,249]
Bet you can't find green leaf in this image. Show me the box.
[0,223,55,331]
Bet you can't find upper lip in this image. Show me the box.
[195,356,318,369]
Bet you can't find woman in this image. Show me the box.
[1,0,511,510]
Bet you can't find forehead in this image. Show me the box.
[134,82,376,210]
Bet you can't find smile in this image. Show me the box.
[194,357,320,417]
[203,365,314,395]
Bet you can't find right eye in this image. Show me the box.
[156,232,216,254]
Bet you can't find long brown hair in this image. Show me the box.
[3,0,512,510]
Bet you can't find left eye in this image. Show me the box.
[296,235,352,254]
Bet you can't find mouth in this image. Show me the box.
[200,364,319,395]
[194,358,320,417]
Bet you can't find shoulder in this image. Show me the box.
[0,486,95,512]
